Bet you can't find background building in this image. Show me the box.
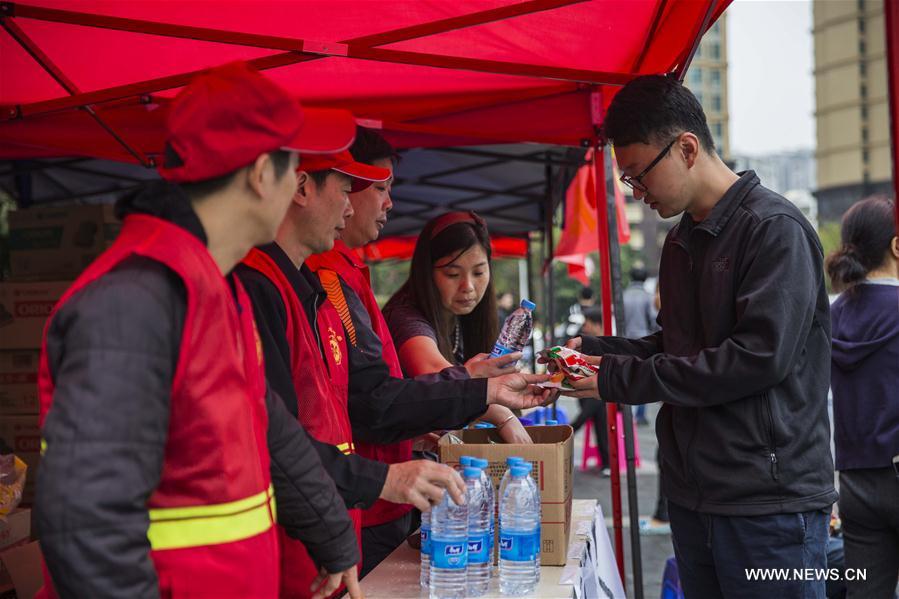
[813,0,892,222]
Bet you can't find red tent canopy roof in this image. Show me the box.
[0,0,730,163]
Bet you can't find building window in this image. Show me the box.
[710,69,721,86]
[859,60,867,76]
[858,17,866,33]
[689,68,702,87]
[709,42,720,59]
[862,149,869,164]
[860,83,867,98]
[861,104,868,119]
[861,127,868,143]
[695,91,704,106]
[712,94,722,112]
[713,122,723,139]
[859,38,866,55]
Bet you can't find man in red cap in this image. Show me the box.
[305,128,533,574]
[237,144,553,594]
[36,61,363,599]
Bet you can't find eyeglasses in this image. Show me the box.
[618,137,678,194]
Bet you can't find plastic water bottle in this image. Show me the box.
[458,455,474,471]
[471,458,495,571]
[491,299,536,358]
[497,457,524,571]
[520,462,541,581]
[499,466,540,595]
[430,478,469,599]
[464,467,491,597]
[421,507,431,588]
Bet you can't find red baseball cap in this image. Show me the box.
[299,150,392,192]
[158,61,356,183]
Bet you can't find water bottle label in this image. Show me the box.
[467,533,491,564]
[500,531,539,562]
[420,528,430,555]
[431,539,467,569]
[490,342,514,358]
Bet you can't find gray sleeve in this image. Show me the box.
[37,258,182,599]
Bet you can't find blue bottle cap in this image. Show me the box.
[460,456,474,466]
[506,456,524,466]
[473,458,489,469]
[474,422,495,429]
[520,299,536,311]
[463,467,482,479]
[510,466,530,477]
[545,419,558,425]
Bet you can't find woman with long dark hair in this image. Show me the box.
[826,195,899,597]
[383,211,533,444]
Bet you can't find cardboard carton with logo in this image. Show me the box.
[0,351,40,414]
[0,281,70,350]
[9,204,119,281]
[438,424,574,566]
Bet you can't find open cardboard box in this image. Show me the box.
[438,424,574,566]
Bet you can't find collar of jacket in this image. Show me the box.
[258,242,327,319]
[115,180,208,246]
[674,170,760,245]
[333,239,366,270]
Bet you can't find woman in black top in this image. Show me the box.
[384,211,533,444]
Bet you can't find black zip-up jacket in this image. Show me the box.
[37,183,359,598]
[584,171,838,516]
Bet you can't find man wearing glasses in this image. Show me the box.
[565,75,836,598]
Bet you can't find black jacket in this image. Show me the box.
[584,171,838,516]
[36,183,359,598]
[234,243,489,448]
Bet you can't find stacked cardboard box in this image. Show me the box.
[1,204,118,503]
[438,424,574,566]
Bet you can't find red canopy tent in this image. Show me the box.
[0,1,738,594]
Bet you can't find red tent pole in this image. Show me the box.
[594,144,626,587]
[886,0,899,232]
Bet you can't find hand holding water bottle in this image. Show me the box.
[464,352,522,378]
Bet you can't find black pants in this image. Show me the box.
[668,501,829,599]
[839,468,899,598]
[571,397,609,468]
[360,510,418,578]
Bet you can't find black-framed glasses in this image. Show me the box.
[619,137,678,194]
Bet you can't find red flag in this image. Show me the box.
[555,148,629,283]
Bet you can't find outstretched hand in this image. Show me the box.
[487,372,554,410]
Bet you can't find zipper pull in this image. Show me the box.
[770,452,779,481]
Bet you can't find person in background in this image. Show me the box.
[566,285,596,337]
[568,306,610,477]
[624,265,656,426]
[826,195,899,598]
[383,211,536,445]
[497,291,516,324]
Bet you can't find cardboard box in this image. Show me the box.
[0,416,41,505]
[0,351,40,414]
[0,509,31,552]
[438,424,574,566]
[0,281,70,350]
[0,540,42,599]
[9,204,119,280]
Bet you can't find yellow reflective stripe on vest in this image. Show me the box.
[147,485,275,550]
[336,441,355,455]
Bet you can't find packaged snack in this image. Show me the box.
[537,346,599,389]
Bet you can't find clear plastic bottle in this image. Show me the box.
[520,461,541,581]
[471,458,495,574]
[420,507,432,588]
[430,476,469,599]
[458,455,474,471]
[499,466,540,595]
[497,457,524,572]
[464,467,491,597]
[490,299,536,358]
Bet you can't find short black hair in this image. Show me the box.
[578,286,594,301]
[180,149,293,201]
[604,75,715,153]
[350,126,398,166]
[630,266,648,282]
[583,306,603,325]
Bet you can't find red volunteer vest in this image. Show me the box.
[241,248,361,599]
[37,214,278,598]
[307,240,414,527]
